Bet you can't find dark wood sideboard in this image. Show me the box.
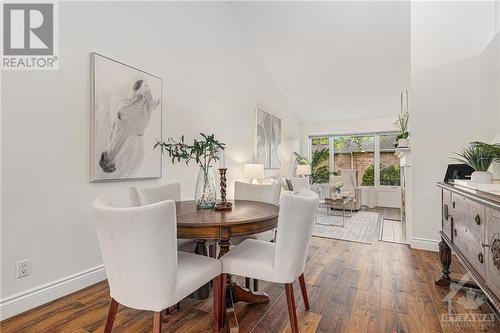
[437,182,500,312]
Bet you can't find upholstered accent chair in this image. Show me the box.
[91,196,223,333]
[129,183,195,253]
[328,169,362,211]
[220,189,319,333]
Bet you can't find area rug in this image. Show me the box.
[312,208,379,244]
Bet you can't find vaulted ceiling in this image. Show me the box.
[231,1,411,124]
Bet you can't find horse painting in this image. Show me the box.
[91,53,162,181]
[99,79,160,176]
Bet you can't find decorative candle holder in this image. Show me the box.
[215,168,232,211]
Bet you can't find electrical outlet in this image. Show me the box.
[16,259,30,279]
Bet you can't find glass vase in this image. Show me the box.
[195,166,217,209]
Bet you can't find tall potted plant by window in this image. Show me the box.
[155,134,225,208]
[293,151,330,184]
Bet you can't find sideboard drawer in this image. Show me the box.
[486,208,500,298]
[452,193,485,241]
[454,223,485,276]
[442,189,452,240]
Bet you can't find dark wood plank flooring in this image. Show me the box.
[2,207,500,332]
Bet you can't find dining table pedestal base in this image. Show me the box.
[176,200,279,333]
[219,239,270,333]
[232,284,269,304]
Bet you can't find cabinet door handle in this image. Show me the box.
[478,252,484,264]
[454,228,457,237]
[452,201,456,209]
[475,214,481,225]
[444,204,449,221]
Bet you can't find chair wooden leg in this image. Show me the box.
[220,273,227,325]
[298,273,310,310]
[152,311,162,333]
[213,274,224,332]
[104,298,119,333]
[284,283,299,333]
[253,279,259,291]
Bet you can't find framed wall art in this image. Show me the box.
[255,107,281,169]
[90,52,162,181]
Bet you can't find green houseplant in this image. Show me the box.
[394,110,409,147]
[471,141,500,160]
[394,90,410,147]
[155,134,225,208]
[293,150,330,184]
[454,142,498,184]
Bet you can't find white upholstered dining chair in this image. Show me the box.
[233,181,281,242]
[289,177,311,193]
[220,189,319,333]
[231,181,281,291]
[129,183,195,253]
[129,182,181,206]
[91,195,223,333]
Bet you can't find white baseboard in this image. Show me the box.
[0,265,106,321]
[410,236,440,252]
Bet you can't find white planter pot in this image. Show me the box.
[471,171,494,184]
[398,138,409,148]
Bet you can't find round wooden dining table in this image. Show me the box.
[176,200,279,332]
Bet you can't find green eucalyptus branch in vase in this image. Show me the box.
[155,133,225,208]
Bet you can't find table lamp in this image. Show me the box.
[296,164,311,178]
[244,164,265,184]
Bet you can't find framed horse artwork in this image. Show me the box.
[90,52,162,182]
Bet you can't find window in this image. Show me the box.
[310,137,330,184]
[379,134,400,186]
[333,135,374,186]
[309,132,400,187]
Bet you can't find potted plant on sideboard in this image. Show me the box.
[155,133,225,208]
[454,142,500,184]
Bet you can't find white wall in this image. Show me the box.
[411,1,496,74]
[410,1,499,251]
[0,2,301,318]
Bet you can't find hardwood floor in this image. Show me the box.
[2,208,500,332]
